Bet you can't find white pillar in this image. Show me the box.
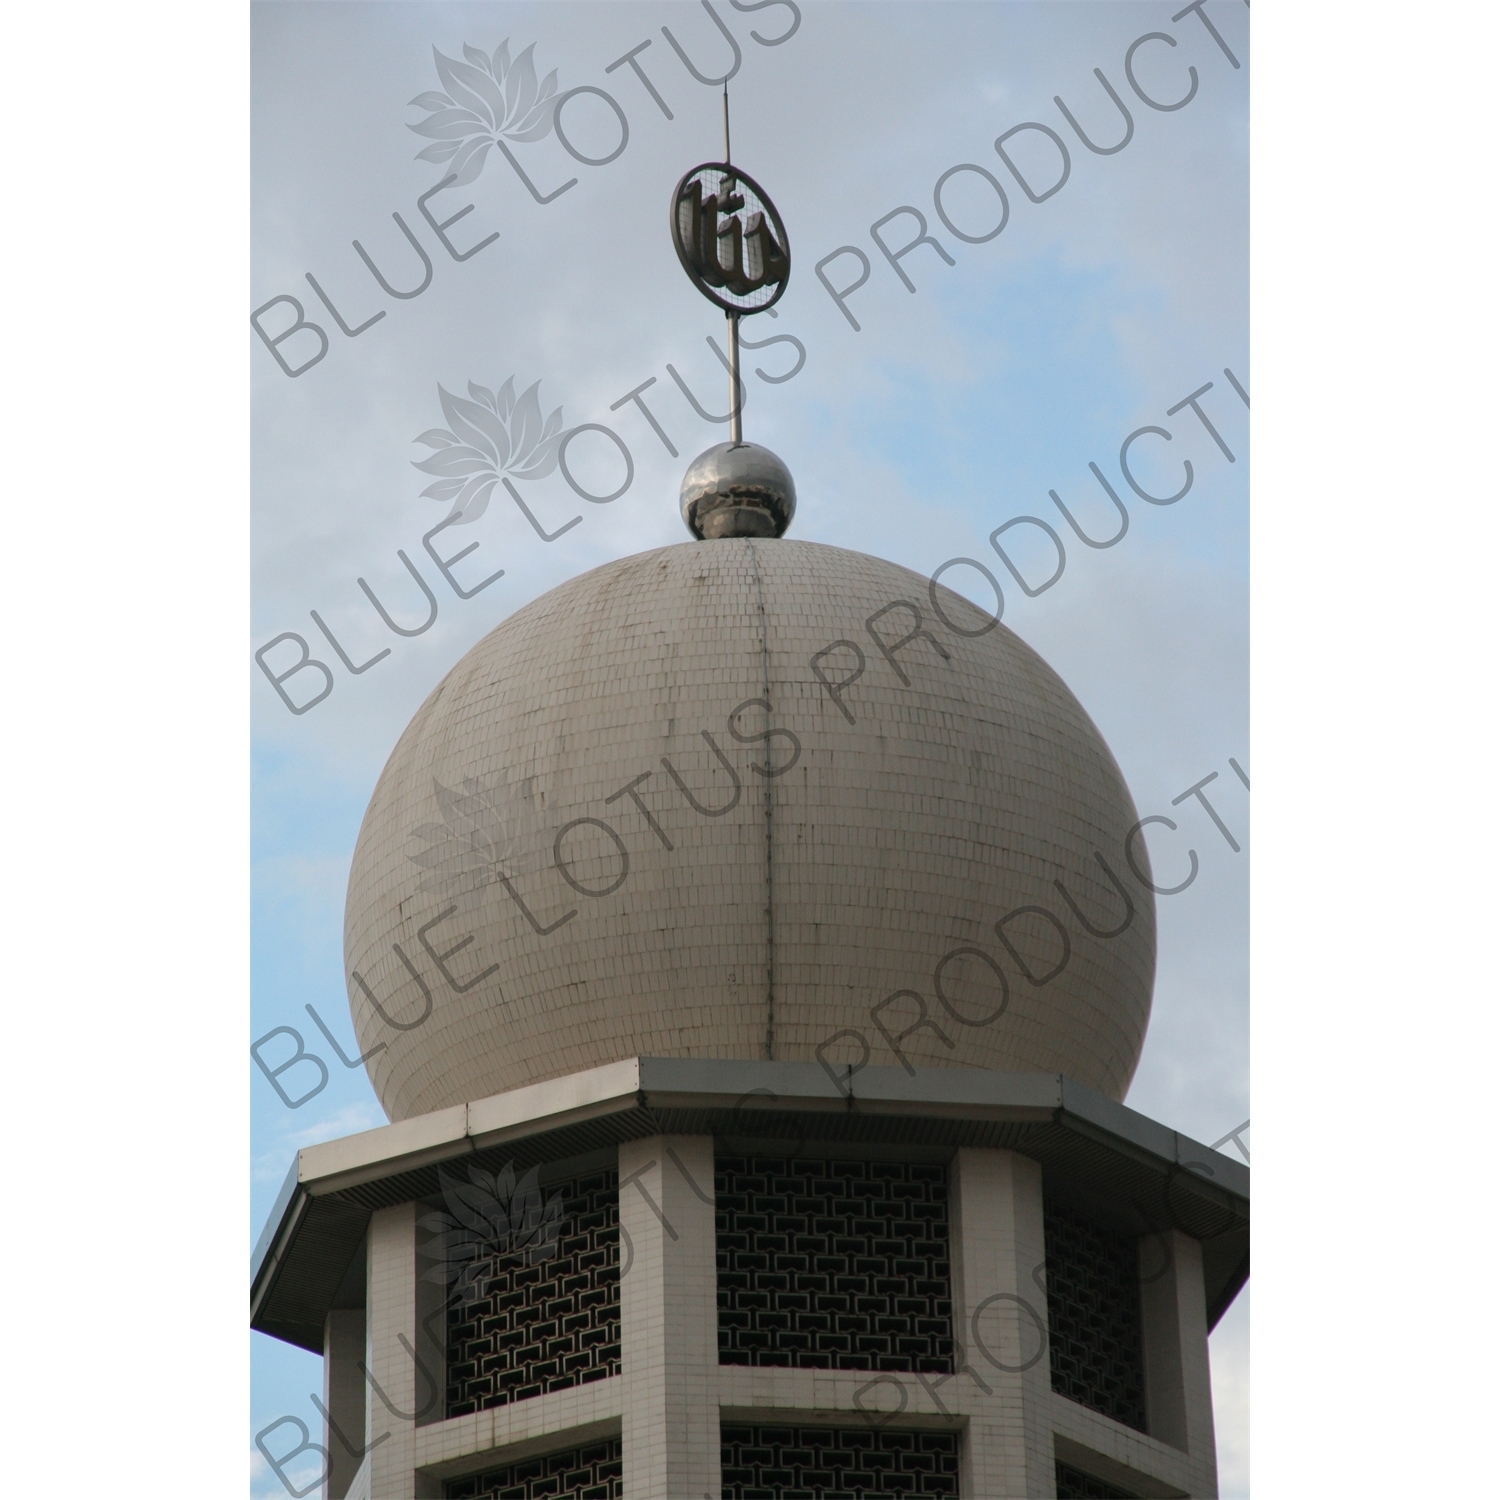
[323,1308,368,1499]
[364,1203,442,1499]
[1139,1229,1219,1496]
[618,1135,721,1499]
[948,1147,1055,1499]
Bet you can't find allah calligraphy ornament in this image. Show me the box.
[671,88,796,541]
[670,163,790,315]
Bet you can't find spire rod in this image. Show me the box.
[722,83,741,442]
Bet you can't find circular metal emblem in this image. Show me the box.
[670,162,790,315]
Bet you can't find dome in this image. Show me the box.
[344,539,1155,1121]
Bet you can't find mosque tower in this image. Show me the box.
[252,114,1247,1500]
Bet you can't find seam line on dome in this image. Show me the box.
[749,538,776,1061]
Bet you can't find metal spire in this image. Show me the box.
[723,84,742,444]
[668,85,795,538]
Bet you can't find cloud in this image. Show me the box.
[253,1100,388,1187]
[250,1436,325,1500]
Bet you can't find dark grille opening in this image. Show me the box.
[1043,1198,1147,1431]
[443,1436,623,1499]
[721,1423,960,1498]
[1054,1458,1141,1499]
[445,1168,620,1419]
[716,1155,954,1373]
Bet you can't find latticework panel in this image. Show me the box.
[1054,1458,1141,1499]
[445,1168,620,1417]
[443,1436,623,1499]
[720,1424,960,1498]
[1043,1199,1147,1431]
[716,1156,953,1372]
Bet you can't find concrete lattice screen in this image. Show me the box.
[719,1425,961,1497]
[421,1138,1205,1497]
[715,1156,954,1372]
[1054,1457,1142,1499]
[1043,1198,1148,1432]
[441,1436,623,1499]
[445,1168,622,1418]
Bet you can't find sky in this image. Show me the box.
[250,3,1249,1494]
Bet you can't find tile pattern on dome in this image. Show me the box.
[346,540,1156,1120]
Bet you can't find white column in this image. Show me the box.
[618,1135,721,1499]
[323,1309,368,1499]
[948,1147,1055,1499]
[1139,1229,1219,1497]
[364,1203,442,1499]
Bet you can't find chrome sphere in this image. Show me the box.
[680,441,796,539]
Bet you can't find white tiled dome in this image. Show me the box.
[345,539,1155,1120]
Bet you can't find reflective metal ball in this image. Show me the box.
[680,441,796,539]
